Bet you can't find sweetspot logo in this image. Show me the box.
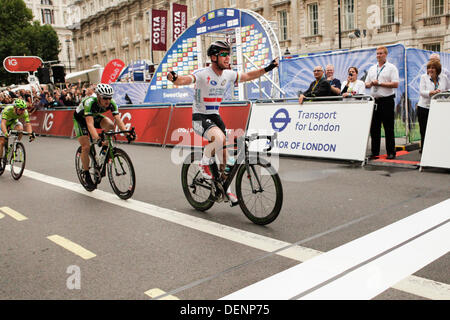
[270,108,291,132]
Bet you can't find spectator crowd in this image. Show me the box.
[0,81,96,113]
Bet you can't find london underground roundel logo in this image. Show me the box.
[270,108,291,132]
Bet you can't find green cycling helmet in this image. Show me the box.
[14,98,27,109]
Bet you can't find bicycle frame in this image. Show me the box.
[2,130,30,162]
[207,133,277,201]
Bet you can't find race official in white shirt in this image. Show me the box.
[365,46,399,160]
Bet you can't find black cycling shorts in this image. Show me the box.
[192,113,226,140]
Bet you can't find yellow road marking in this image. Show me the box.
[0,207,28,221]
[145,288,179,300]
[47,235,96,260]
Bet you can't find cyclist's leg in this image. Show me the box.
[13,122,24,140]
[204,126,227,171]
[99,116,114,131]
[0,136,6,158]
[73,117,91,172]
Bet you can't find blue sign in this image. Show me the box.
[270,108,291,132]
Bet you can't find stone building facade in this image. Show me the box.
[24,0,75,72]
[68,0,449,72]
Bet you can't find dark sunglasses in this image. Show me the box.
[218,52,230,57]
[100,96,112,100]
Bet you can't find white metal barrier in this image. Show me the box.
[246,97,374,162]
[420,92,450,170]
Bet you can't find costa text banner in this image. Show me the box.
[172,3,187,42]
[152,9,168,51]
[246,101,374,162]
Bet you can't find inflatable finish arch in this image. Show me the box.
[143,8,282,104]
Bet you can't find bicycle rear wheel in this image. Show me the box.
[181,152,214,211]
[107,148,135,200]
[75,146,97,192]
[10,142,26,180]
[235,158,283,225]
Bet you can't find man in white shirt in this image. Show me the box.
[365,46,399,160]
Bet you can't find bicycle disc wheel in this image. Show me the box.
[235,158,283,225]
[10,142,26,180]
[75,146,97,192]
[181,152,214,211]
[107,148,135,200]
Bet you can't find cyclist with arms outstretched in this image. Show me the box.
[0,98,35,160]
[167,40,278,203]
[73,83,135,189]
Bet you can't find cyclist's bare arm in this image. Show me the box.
[1,119,7,137]
[167,71,195,86]
[239,58,279,83]
[25,123,33,134]
[114,114,127,132]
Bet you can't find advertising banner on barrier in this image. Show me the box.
[247,101,374,161]
[165,103,251,147]
[420,99,450,170]
[172,3,187,42]
[29,109,75,137]
[152,9,168,51]
[29,107,172,145]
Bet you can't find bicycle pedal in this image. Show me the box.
[229,201,239,207]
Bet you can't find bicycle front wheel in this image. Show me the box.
[235,158,283,225]
[107,148,135,200]
[181,152,214,211]
[10,142,26,180]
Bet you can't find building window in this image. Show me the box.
[308,3,319,36]
[382,0,395,24]
[343,0,355,31]
[423,43,441,52]
[41,9,54,24]
[209,0,215,10]
[229,0,236,6]
[191,0,197,18]
[135,46,141,60]
[278,10,288,41]
[41,0,52,5]
[429,0,444,16]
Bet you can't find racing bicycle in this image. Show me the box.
[75,128,136,199]
[181,133,283,225]
[0,130,35,180]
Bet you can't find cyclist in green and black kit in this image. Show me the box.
[73,83,135,189]
[0,99,35,160]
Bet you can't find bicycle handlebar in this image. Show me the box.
[9,130,33,136]
[98,127,136,145]
[245,132,278,153]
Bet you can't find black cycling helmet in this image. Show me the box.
[207,40,231,57]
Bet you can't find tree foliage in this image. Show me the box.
[0,0,60,86]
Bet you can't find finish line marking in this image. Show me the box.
[222,200,450,300]
[17,168,450,300]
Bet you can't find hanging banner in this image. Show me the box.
[101,59,125,84]
[152,9,168,51]
[172,3,187,42]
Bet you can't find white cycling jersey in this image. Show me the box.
[190,66,239,115]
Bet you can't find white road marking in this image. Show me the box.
[18,168,450,300]
[0,206,28,221]
[47,235,96,260]
[222,200,450,300]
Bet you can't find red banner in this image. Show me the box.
[3,56,43,73]
[101,59,125,84]
[29,109,74,137]
[164,104,251,147]
[172,3,187,42]
[152,9,168,51]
